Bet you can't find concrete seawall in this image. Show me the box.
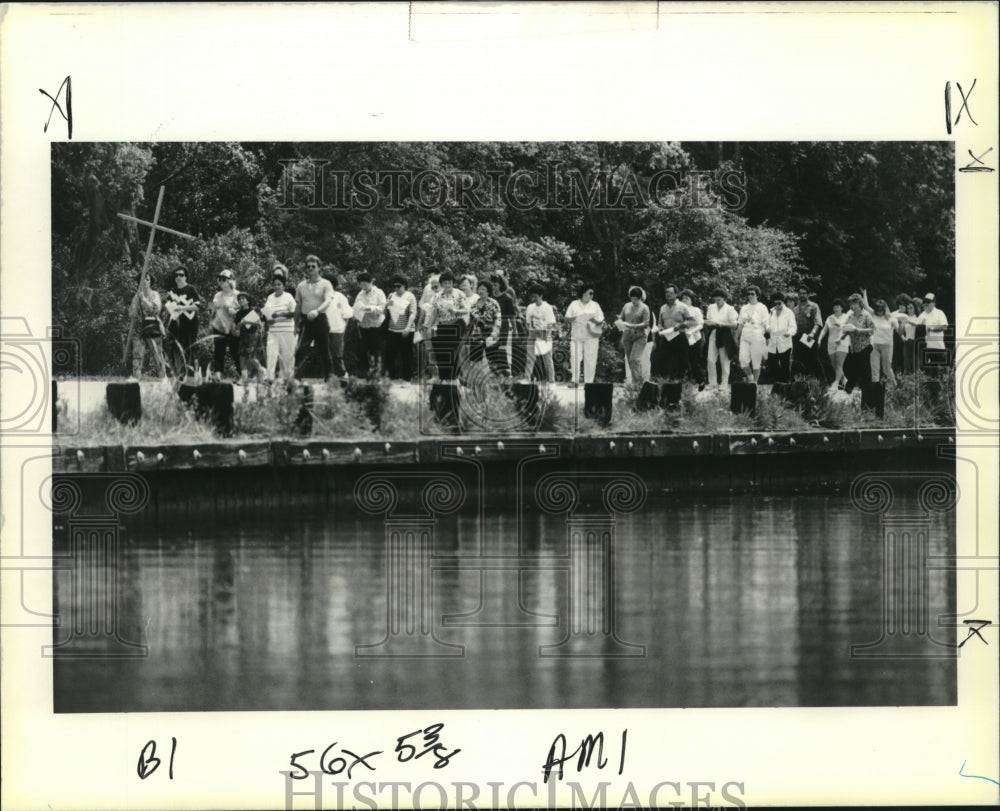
[52,428,957,519]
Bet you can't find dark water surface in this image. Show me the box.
[54,495,955,712]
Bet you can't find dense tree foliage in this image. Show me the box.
[51,141,954,374]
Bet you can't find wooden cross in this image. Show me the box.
[118,185,197,286]
[118,185,197,366]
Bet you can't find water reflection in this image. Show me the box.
[54,495,955,712]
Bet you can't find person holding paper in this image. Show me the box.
[680,289,706,389]
[704,288,738,389]
[524,285,557,383]
[840,292,875,393]
[293,255,335,381]
[262,265,296,380]
[791,286,823,378]
[766,292,797,384]
[736,285,769,384]
[652,284,694,382]
[163,265,201,379]
[817,298,849,389]
[352,272,387,379]
[617,286,650,385]
[564,284,605,386]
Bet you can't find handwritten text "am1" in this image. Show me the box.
[542,730,627,784]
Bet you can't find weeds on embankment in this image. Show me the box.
[58,372,954,445]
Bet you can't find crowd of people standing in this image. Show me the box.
[605,284,949,392]
[128,261,950,394]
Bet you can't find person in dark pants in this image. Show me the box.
[791,286,823,380]
[209,269,241,379]
[493,274,524,379]
[899,299,918,374]
[679,289,706,388]
[352,272,387,378]
[468,279,503,377]
[652,284,694,382]
[766,293,796,384]
[427,272,468,381]
[384,276,417,381]
[163,265,201,378]
[294,255,335,381]
[841,292,875,393]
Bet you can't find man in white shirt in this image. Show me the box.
[704,288,739,388]
[352,272,387,378]
[524,285,557,383]
[907,292,949,376]
[564,284,605,385]
[766,293,797,383]
[736,285,770,383]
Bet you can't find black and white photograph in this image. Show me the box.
[48,139,959,715]
[1,4,997,810]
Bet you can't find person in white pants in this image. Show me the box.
[262,267,297,379]
[565,284,604,385]
[704,288,739,388]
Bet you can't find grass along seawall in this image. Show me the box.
[52,375,956,516]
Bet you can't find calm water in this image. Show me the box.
[53,495,955,712]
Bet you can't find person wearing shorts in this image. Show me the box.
[818,298,849,388]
